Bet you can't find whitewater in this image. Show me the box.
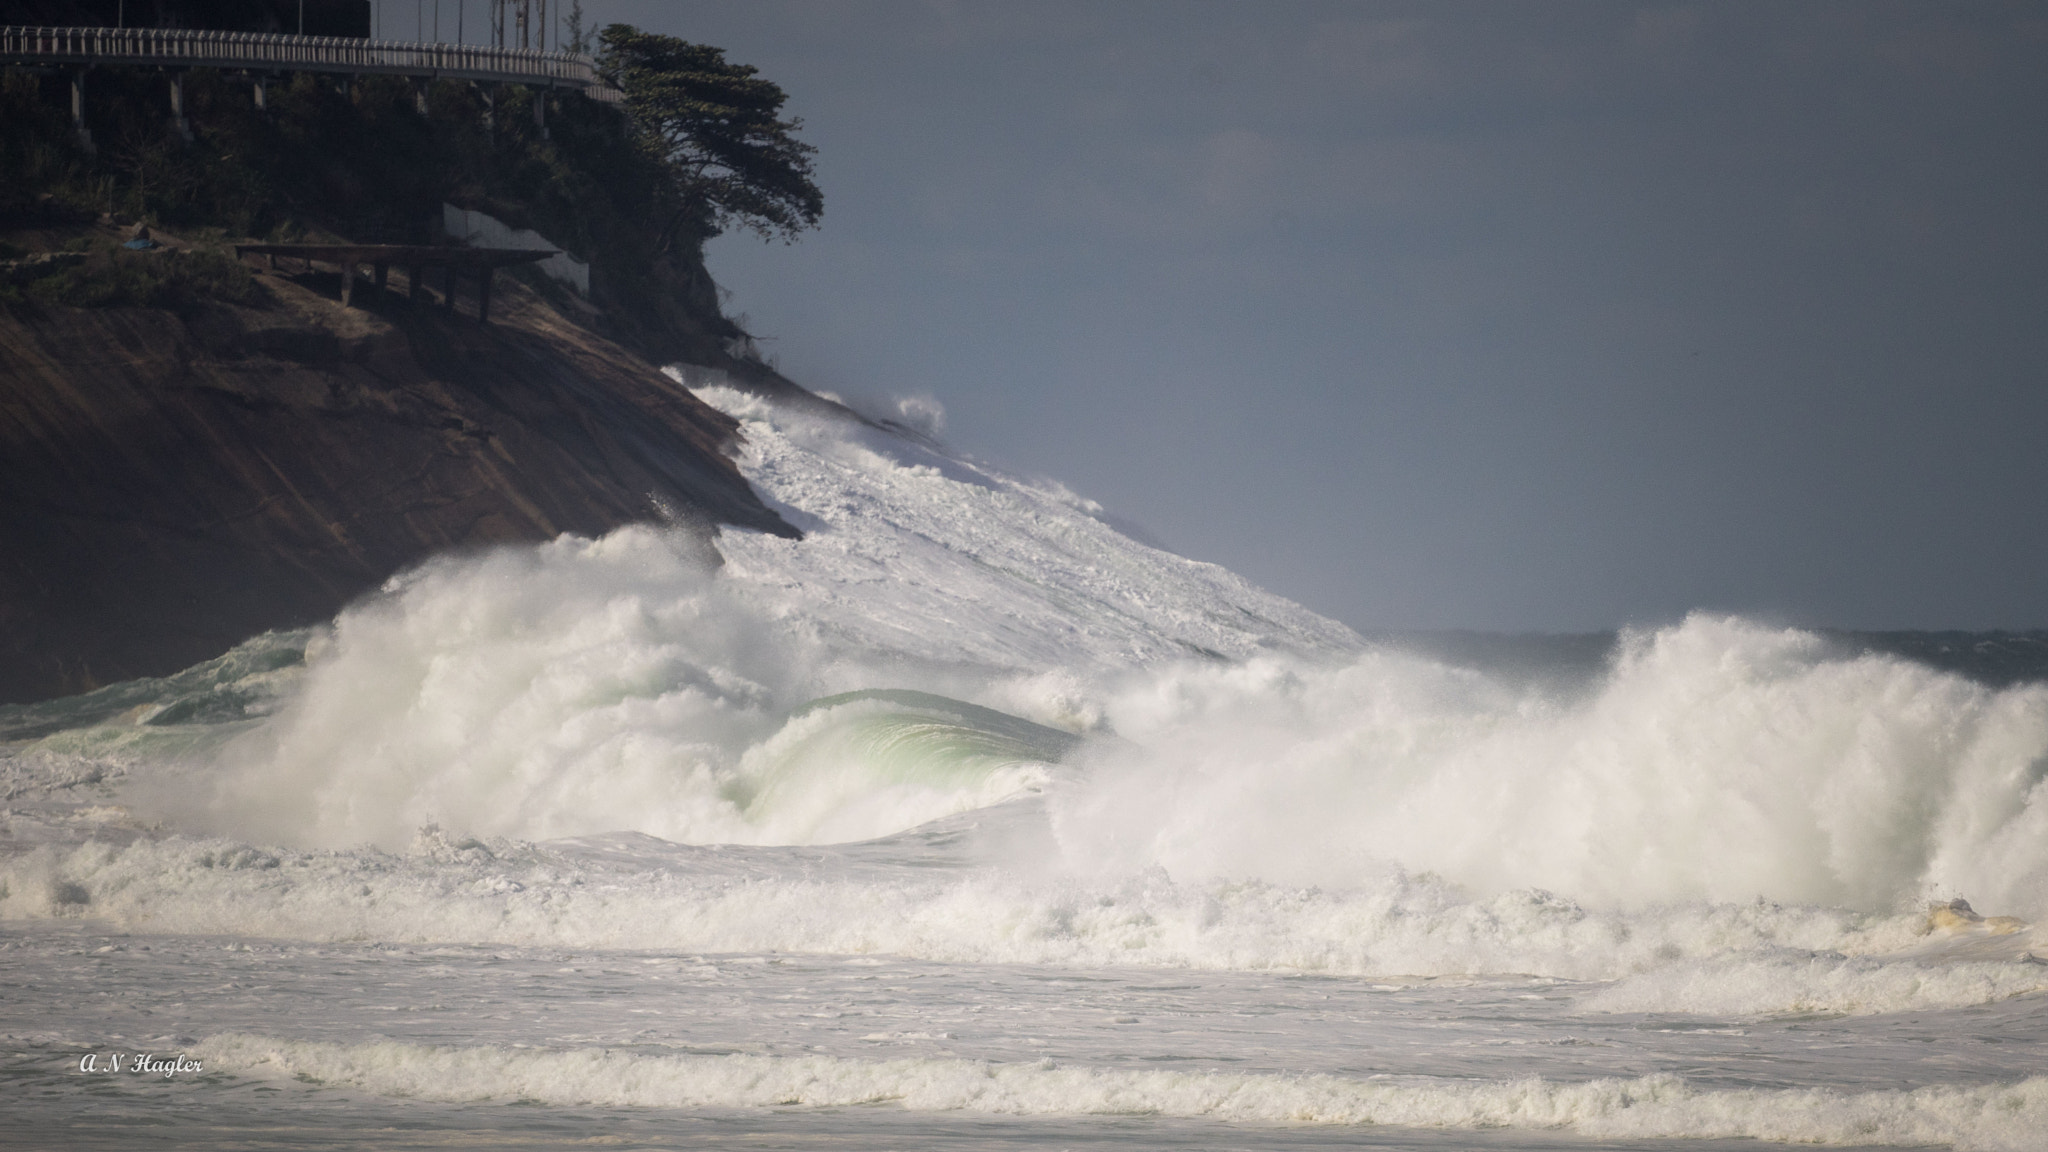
[3,381,2045,1150]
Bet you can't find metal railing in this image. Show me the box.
[0,25,622,101]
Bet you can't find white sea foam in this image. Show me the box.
[11,822,2040,998]
[193,1033,2048,1150]
[696,381,1364,674]
[1587,948,2048,1017]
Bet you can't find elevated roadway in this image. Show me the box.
[2,24,620,146]
[1,24,616,95]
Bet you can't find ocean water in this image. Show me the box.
[3,384,2045,1150]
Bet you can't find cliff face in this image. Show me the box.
[0,253,799,704]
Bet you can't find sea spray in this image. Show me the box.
[184,527,802,850]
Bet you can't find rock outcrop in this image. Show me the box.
[0,251,799,703]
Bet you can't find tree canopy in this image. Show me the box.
[598,25,823,244]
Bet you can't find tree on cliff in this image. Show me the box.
[598,25,824,245]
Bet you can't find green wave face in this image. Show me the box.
[0,630,311,762]
[726,690,1084,844]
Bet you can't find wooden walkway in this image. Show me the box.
[0,25,620,100]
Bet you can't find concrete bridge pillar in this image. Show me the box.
[413,78,430,116]
[253,77,268,112]
[169,73,192,142]
[533,89,547,138]
[71,70,94,154]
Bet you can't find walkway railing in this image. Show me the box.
[0,25,622,100]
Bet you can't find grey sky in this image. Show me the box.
[569,1,2048,632]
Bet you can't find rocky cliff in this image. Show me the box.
[0,230,801,703]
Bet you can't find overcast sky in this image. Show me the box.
[553,1,2047,633]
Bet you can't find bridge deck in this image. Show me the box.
[0,25,620,100]
[236,244,558,267]
[237,244,559,322]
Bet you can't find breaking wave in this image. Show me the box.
[6,382,2046,1003]
[1056,614,2048,918]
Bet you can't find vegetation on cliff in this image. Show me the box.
[1,240,267,311]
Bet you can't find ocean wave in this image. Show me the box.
[193,1033,2048,1150]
